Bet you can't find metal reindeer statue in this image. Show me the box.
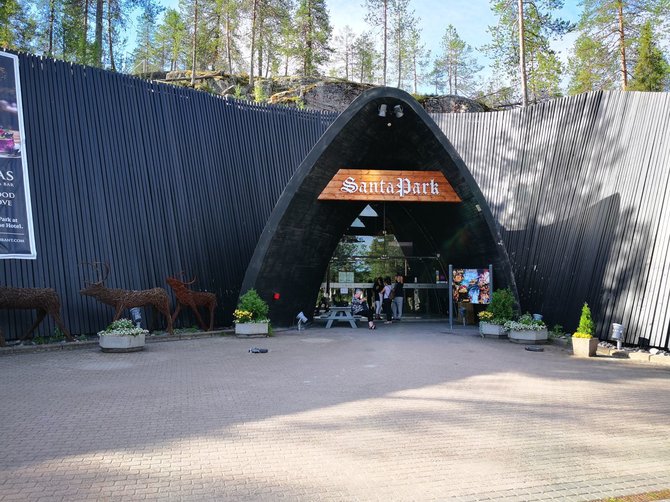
[0,286,73,346]
[80,262,173,335]
[166,274,217,331]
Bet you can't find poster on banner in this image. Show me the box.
[452,268,490,304]
[0,51,35,259]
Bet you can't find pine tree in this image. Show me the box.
[155,9,187,72]
[567,33,618,94]
[438,25,482,96]
[573,0,669,90]
[295,0,332,76]
[484,0,571,104]
[364,0,389,85]
[352,31,376,83]
[628,21,669,91]
[576,303,594,336]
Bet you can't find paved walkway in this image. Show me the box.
[1,323,669,501]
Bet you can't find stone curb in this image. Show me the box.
[0,329,235,356]
[595,345,670,366]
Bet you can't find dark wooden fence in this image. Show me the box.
[433,91,670,347]
[1,52,336,337]
[2,51,669,349]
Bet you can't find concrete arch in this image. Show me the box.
[241,87,517,325]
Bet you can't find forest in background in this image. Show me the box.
[1,0,669,108]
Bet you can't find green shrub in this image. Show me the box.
[237,289,269,322]
[485,287,515,324]
[574,303,595,338]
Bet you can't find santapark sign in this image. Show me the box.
[318,169,461,203]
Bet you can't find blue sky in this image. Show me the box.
[149,0,581,90]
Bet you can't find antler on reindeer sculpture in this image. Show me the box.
[80,262,173,335]
[0,286,73,346]
[166,273,218,331]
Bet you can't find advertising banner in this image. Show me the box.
[0,51,35,259]
[452,268,490,304]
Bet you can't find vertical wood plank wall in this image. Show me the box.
[2,51,669,349]
[0,53,336,337]
[433,91,670,347]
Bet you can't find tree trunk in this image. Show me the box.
[617,0,627,90]
[94,0,103,66]
[212,11,221,69]
[518,0,528,107]
[107,0,116,70]
[191,0,198,86]
[382,0,387,86]
[226,14,233,74]
[396,12,401,88]
[305,0,313,76]
[249,0,258,89]
[48,0,55,56]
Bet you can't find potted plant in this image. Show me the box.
[478,287,514,338]
[98,319,148,352]
[572,303,598,357]
[234,289,270,336]
[505,313,548,344]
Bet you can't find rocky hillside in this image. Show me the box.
[144,71,488,114]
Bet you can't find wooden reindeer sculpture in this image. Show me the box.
[80,262,173,335]
[166,274,218,331]
[0,286,73,346]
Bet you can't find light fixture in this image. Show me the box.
[296,311,308,330]
[393,105,404,118]
[378,104,387,117]
[359,205,378,217]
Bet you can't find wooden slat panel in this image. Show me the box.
[318,169,461,202]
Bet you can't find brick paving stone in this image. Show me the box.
[1,324,669,501]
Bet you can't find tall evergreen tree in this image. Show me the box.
[438,24,482,96]
[628,20,669,91]
[333,25,357,80]
[155,8,187,72]
[484,0,571,103]
[567,33,618,94]
[352,31,376,83]
[295,0,332,76]
[388,0,414,88]
[574,0,669,90]
[364,0,389,85]
[405,24,429,94]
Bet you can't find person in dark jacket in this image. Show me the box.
[392,274,405,320]
[351,289,376,329]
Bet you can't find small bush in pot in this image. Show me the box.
[484,287,515,324]
[572,303,598,357]
[235,289,269,322]
[478,287,515,337]
[234,289,270,335]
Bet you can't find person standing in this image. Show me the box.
[382,277,394,324]
[392,274,405,321]
[373,277,384,320]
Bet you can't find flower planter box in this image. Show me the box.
[479,321,507,339]
[235,321,269,336]
[572,336,598,357]
[99,333,145,352]
[508,328,548,344]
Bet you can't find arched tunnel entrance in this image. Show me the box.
[241,87,517,326]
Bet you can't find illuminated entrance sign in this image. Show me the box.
[318,169,461,202]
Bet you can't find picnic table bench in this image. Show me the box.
[320,306,359,328]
